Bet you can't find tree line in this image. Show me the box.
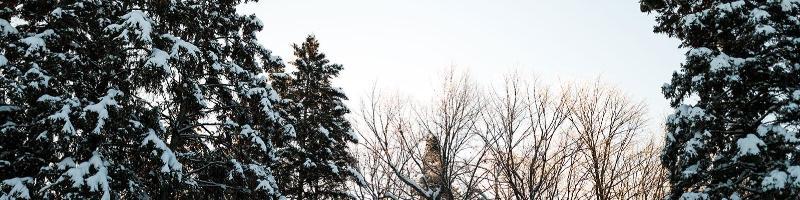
[1,1,357,199]
[2,0,800,199]
[352,71,668,199]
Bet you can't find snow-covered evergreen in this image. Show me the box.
[642,0,800,198]
[272,35,360,199]
[1,0,292,199]
[420,135,451,199]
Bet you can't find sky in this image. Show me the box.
[238,0,686,132]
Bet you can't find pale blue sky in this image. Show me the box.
[238,0,685,129]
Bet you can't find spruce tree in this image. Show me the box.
[274,35,360,199]
[421,135,453,200]
[641,0,800,199]
[0,0,292,199]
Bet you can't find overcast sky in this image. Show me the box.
[238,0,686,131]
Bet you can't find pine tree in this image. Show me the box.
[0,0,291,199]
[421,135,453,200]
[422,135,443,190]
[274,35,360,199]
[641,0,800,199]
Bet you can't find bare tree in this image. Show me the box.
[480,74,579,200]
[617,140,668,199]
[352,90,415,199]
[480,78,665,200]
[568,83,648,200]
[353,72,669,200]
[355,70,489,200]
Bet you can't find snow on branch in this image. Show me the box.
[680,192,709,200]
[244,86,281,121]
[105,10,153,43]
[145,48,171,75]
[248,164,279,195]
[191,83,207,108]
[42,152,111,200]
[736,134,765,158]
[161,34,200,58]
[45,98,80,135]
[388,162,436,198]
[0,19,17,37]
[240,125,269,153]
[83,89,123,134]
[142,129,183,173]
[19,29,55,57]
[346,166,367,186]
[1,177,33,199]
[0,55,6,67]
[762,169,789,190]
[24,63,52,90]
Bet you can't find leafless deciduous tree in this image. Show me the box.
[568,83,662,200]
[353,72,668,200]
[355,70,489,200]
[616,140,668,199]
[479,74,578,200]
[351,91,411,199]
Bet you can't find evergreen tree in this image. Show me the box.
[0,0,291,199]
[421,135,453,200]
[274,35,360,199]
[422,135,444,190]
[641,0,800,199]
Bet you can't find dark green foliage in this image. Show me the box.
[274,35,360,199]
[642,0,800,199]
[0,0,291,199]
